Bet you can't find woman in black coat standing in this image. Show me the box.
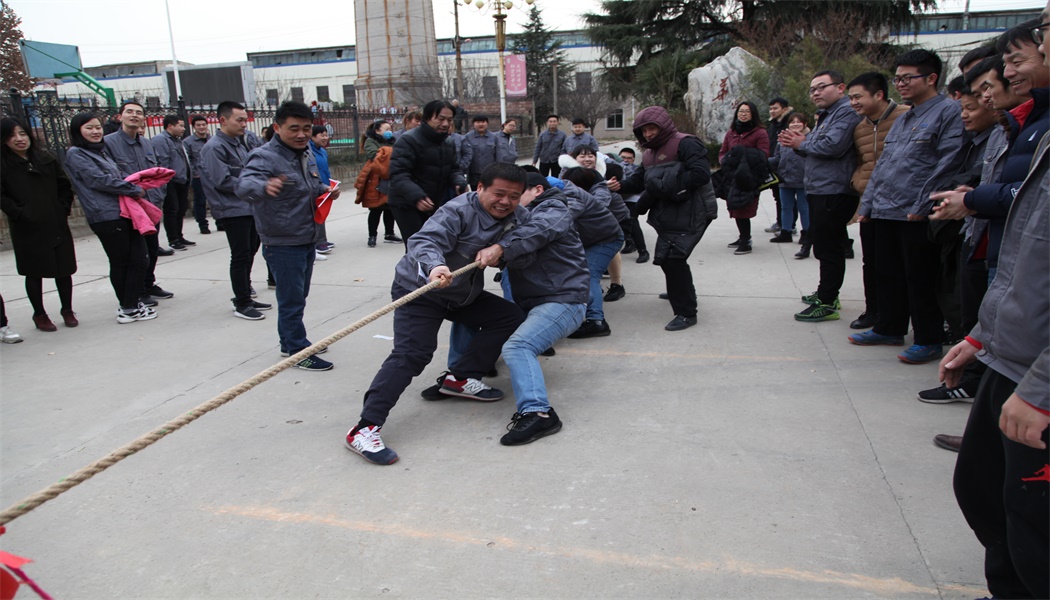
[0,117,78,331]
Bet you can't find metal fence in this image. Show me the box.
[0,90,408,167]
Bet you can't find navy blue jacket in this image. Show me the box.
[964,88,1049,267]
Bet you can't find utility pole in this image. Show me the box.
[164,0,183,103]
[552,64,558,115]
[453,0,464,99]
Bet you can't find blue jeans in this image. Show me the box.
[585,233,624,321]
[503,302,586,413]
[780,187,809,232]
[262,244,315,354]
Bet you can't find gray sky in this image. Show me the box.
[9,0,1044,69]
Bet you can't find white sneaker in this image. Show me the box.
[0,326,23,344]
[344,425,399,464]
[314,251,328,261]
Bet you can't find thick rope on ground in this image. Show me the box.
[0,261,482,526]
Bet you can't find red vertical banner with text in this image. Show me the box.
[505,54,528,98]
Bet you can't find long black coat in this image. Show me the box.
[388,123,467,210]
[1,150,77,277]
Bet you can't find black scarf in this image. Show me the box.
[731,119,757,134]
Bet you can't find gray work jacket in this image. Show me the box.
[103,129,165,206]
[499,187,589,312]
[860,94,965,220]
[532,129,567,163]
[464,130,498,175]
[562,131,599,155]
[63,146,144,225]
[796,96,860,196]
[971,142,1049,411]
[394,192,527,309]
[237,137,328,247]
[496,131,518,163]
[199,130,252,220]
[152,131,190,184]
[186,133,209,177]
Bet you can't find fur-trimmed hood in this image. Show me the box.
[557,152,608,178]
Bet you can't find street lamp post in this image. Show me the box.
[465,0,534,125]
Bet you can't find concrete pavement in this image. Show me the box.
[0,186,986,598]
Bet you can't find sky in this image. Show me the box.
[8,0,1046,70]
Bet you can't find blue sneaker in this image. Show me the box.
[345,425,399,465]
[848,330,905,346]
[898,344,944,364]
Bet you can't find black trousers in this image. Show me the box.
[538,162,559,177]
[933,222,964,337]
[808,194,858,305]
[954,367,1049,599]
[367,207,396,237]
[360,285,525,426]
[218,216,260,308]
[162,181,189,244]
[660,258,697,318]
[859,220,878,315]
[623,202,647,252]
[191,177,209,227]
[869,219,943,345]
[390,205,432,250]
[90,218,149,310]
[142,232,159,291]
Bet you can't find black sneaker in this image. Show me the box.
[233,305,265,320]
[621,243,637,255]
[849,311,877,330]
[917,384,975,404]
[295,354,334,371]
[139,295,159,308]
[568,319,611,339]
[420,384,447,401]
[540,347,556,357]
[146,285,174,299]
[170,240,188,251]
[179,237,196,246]
[367,236,377,247]
[500,408,562,446]
[604,284,626,302]
[665,315,697,331]
[249,286,258,298]
[733,241,753,255]
[727,238,741,248]
[156,246,175,256]
[659,292,670,300]
[251,300,272,311]
[384,234,403,244]
[635,250,650,264]
[199,226,212,235]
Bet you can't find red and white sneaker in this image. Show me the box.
[345,425,399,465]
[438,372,504,401]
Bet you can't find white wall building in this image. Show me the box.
[40,8,1038,139]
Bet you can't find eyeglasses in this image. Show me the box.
[1031,21,1049,45]
[892,73,928,86]
[808,82,835,95]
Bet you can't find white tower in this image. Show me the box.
[354,0,443,108]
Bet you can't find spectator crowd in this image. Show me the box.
[1,11,1047,599]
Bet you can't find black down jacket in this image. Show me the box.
[718,145,769,210]
[388,122,467,209]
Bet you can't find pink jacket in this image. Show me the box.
[119,167,174,235]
